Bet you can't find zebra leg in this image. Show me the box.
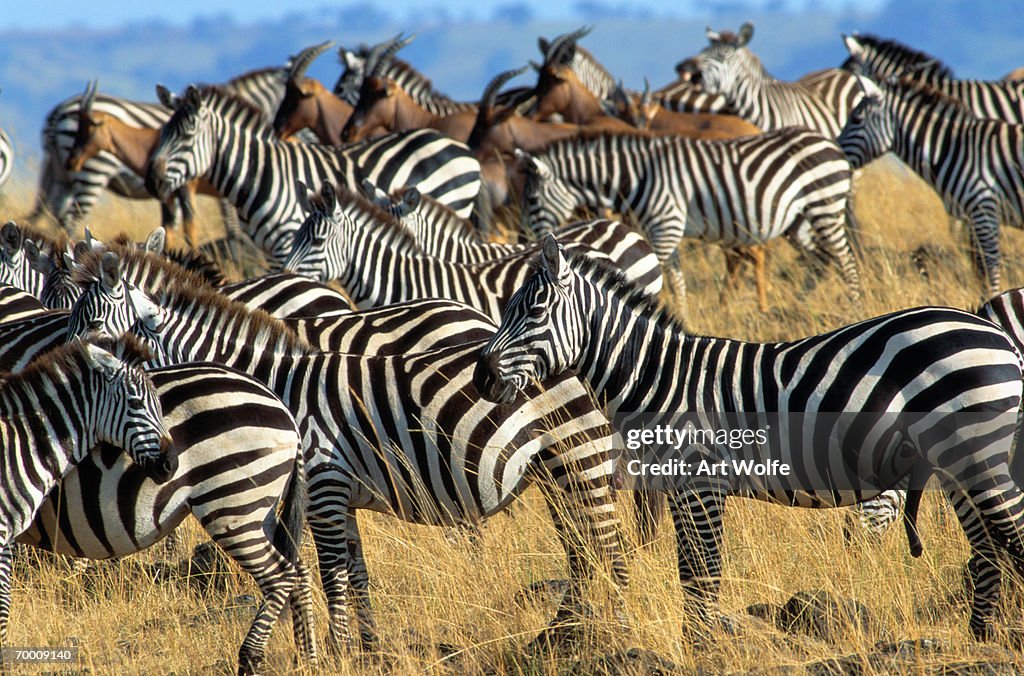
[305,465,367,653]
[966,208,1002,297]
[941,471,1024,639]
[807,213,862,300]
[289,559,318,665]
[634,489,666,547]
[343,511,379,651]
[0,543,11,644]
[667,484,726,639]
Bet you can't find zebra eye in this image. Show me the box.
[527,306,546,319]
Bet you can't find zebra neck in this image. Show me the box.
[337,226,425,307]
[890,98,962,186]
[204,116,289,225]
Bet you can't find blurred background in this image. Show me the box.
[1,0,1022,180]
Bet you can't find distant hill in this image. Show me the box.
[1,0,1022,180]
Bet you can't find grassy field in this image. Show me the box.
[2,154,1024,674]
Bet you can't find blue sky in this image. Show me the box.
[4,0,881,30]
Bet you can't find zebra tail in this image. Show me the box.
[273,448,309,565]
[844,194,864,259]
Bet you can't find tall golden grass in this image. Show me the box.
[1,155,1023,674]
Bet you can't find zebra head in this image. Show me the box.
[25,239,80,310]
[475,235,586,404]
[840,33,953,83]
[78,334,177,482]
[696,22,756,97]
[146,85,212,201]
[837,76,893,169]
[66,251,170,360]
[516,150,577,237]
[283,180,346,281]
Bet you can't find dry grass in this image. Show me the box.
[2,155,1024,674]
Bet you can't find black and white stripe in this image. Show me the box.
[519,128,861,304]
[18,362,315,674]
[0,335,175,645]
[366,182,662,288]
[66,249,629,652]
[475,237,1024,640]
[146,85,481,265]
[0,126,12,193]
[843,34,1024,124]
[694,22,864,137]
[838,75,1024,296]
[282,181,662,321]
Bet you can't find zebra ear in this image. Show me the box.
[0,221,22,258]
[99,251,122,292]
[82,226,103,252]
[24,240,54,275]
[855,74,883,100]
[843,34,865,61]
[706,26,721,42]
[144,227,166,254]
[737,22,753,46]
[319,181,338,214]
[82,343,122,381]
[540,234,566,282]
[296,180,313,213]
[155,84,177,110]
[128,286,165,332]
[186,85,203,107]
[401,188,420,211]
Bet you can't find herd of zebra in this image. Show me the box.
[2,19,1024,674]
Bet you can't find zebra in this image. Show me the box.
[837,75,1024,297]
[843,34,1024,124]
[0,221,80,311]
[0,334,175,646]
[17,361,316,674]
[0,285,49,323]
[282,180,663,321]
[475,236,1024,640]
[364,180,662,286]
[145,85,481,264]
[694,22,864,137]
[0,125,12,194]
[518,128,862,307]
[65,247,630,652]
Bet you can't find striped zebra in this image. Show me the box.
[0,285,49,323]
[0,334,175,646]
[364,181,662,285]
[28,59,296,231]
[843,34,1024,124]
[519,128,862,306]
[0,221,81,311]
[693,22,864,137]
[838,75,1024,296]
[66,249,629,652]
[18,362,315,674]
[0,125,12,194]
[146,85,481,264]
[282,181,663,321]
[475,237,1024,640]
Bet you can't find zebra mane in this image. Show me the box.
[388,187,476,238]
[193,84,268,120]
[333,186,421,252]
[74,248,313,356]
[0,334,149,392]
[380,58,458,105]
[225,65,286,87]
[73,240,216,292]
[105,233,226,286]
[558,248,686,333]
[890,76,974,118]
[842,35,954,80]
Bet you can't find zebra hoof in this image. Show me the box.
[526,602,596,653]
[236,648,265,676]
